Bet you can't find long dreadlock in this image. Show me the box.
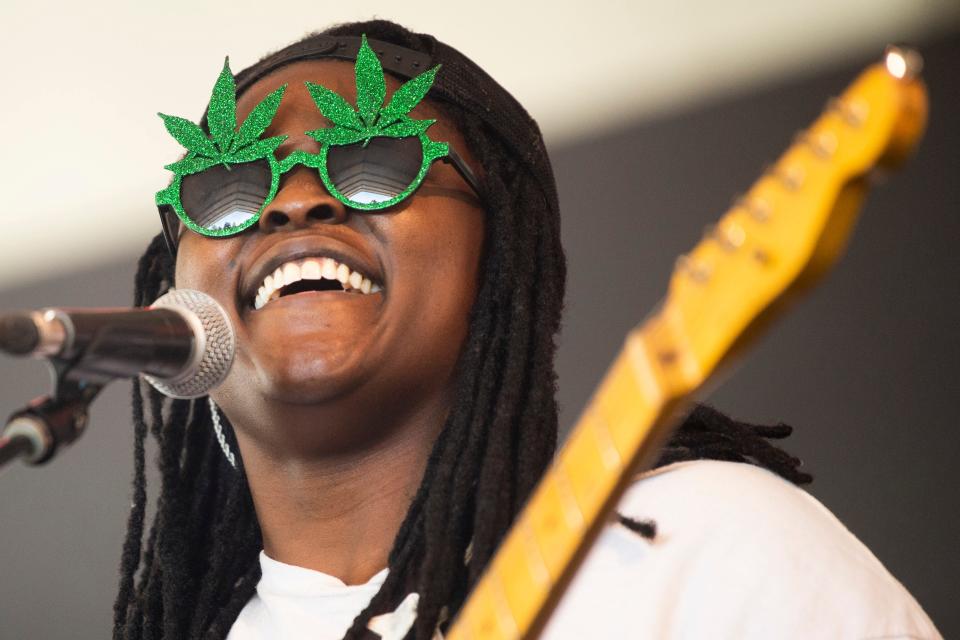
[113,20,810,640]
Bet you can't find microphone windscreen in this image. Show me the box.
[143,289,235,398]
[0,313,40,355]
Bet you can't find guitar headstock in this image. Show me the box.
[875,46,928,169]
[647,46,928,387]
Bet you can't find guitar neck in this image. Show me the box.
[447,50,927,640]
[450,304,698,639]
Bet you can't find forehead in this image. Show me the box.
[235,60,466,151]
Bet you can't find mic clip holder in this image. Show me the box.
[0,361,104,468]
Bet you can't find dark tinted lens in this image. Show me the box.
[180,160,271,233]
[326,137,423,205]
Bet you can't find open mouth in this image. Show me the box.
[253,256,382,310]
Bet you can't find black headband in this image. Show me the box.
[235,36,432,94]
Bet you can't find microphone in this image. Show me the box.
[0,289,235,399]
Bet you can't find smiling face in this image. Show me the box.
[174,60,486,456]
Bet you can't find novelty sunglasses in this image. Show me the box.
[156,35,480,253]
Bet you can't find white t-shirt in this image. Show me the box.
[228,460,941,639]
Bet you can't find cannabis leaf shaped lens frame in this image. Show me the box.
[301,35,480,211]
[155,58,288,241]
[156,36,480,252]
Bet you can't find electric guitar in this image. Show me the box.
[447,46,929,640]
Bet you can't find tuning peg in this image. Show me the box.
[884,45,923,80]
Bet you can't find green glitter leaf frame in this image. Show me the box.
[156,35,469,240]
[302,34,449,211]
[155,57,288,237]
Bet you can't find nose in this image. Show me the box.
[258,166,349,232]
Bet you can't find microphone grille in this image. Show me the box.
[144,289,236,399]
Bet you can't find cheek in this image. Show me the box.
[409,204,483,284]
[173,236,241,295]
[390,206,485,347]
[431,232,484,313]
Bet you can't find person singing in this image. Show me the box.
[114,19,940,640]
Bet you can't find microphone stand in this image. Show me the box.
[0,363,104,469]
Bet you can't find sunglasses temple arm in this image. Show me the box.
[445,148,483,200]
[157,205,179,258]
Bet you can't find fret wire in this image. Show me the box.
[520,520,554,585]
[552,465,586,531]
[490,570,520,637]
[589,408,623,471]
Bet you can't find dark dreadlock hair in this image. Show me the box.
[113,20,810,640]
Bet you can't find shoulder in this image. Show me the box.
[619,458,850,545]
[541,460,941,640]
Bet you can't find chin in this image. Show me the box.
[250,339,375,404]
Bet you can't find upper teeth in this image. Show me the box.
[254,257,381,310]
